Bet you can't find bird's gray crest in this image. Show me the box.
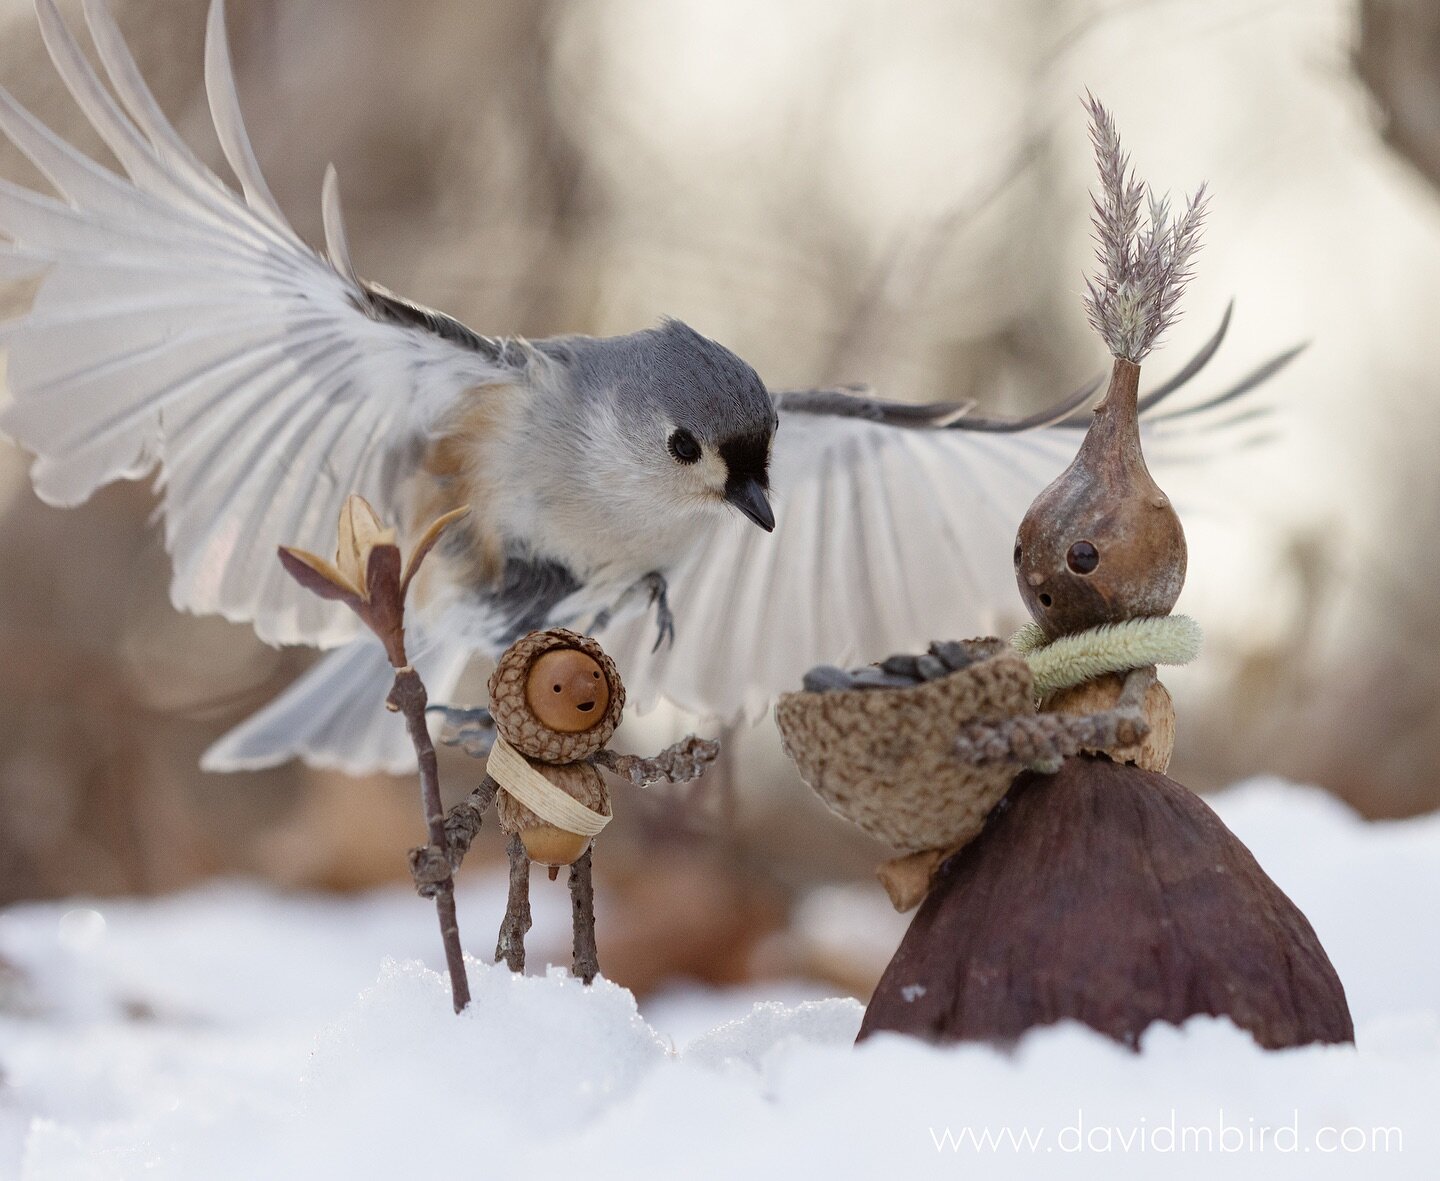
[558,319,775,446]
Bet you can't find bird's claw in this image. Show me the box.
[645,572,675,652]
[588,572,673,651]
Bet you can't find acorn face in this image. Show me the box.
[1015,360,1187,637]
[488,629,624,760]
[524,649,611,733]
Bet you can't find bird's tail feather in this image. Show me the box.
[201,633,472,775]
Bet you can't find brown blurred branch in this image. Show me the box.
[1356,0,1440,195]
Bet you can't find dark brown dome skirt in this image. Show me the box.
[860,756,1354,1050]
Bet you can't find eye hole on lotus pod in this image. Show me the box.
[1013,541,1022,568]
[1039,593,1053,607]
[1067,540,1100,575]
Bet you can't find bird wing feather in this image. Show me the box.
[0,0,510,647]
[602,323,1290,724]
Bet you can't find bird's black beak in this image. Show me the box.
[725,475,775,533]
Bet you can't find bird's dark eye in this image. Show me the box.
[1067,540,1100,574]
[668,428,701,465]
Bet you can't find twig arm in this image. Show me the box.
[954,668,1156,774]
[592,735,721,787]
[408,774,499,894]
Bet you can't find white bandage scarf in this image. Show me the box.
[485,734,612,837]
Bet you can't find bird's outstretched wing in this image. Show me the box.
[0,0,513,647]
[602,310,1298,724]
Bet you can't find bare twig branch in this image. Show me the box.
[278,495,474,1012]
[389,668,471,1013]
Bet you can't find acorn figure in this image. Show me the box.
[415,627,719,984]
[487,630,626,872]
[779,96,1352,1051]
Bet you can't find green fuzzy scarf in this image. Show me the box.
[1012,615,1203,699]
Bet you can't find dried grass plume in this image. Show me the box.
[1082,93,1209,363]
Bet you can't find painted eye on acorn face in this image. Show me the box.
[1067,540,1100,574]
[668,429,702,465]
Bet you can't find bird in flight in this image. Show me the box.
[0,1,1286,773]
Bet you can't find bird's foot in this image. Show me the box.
[428,704,496,758]
[590,571,674,652]
[641,571,674,652]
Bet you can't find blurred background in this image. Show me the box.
[1,0,1437,1000]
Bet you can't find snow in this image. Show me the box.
[1,778,1436,1179]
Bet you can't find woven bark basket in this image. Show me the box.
[775,645,1035,857]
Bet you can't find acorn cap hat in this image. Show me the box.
[487,628,625,761]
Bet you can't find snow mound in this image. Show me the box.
[1,778,1436,1179]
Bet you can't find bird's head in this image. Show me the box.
[564,320,778,533]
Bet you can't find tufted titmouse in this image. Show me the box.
[0,0,1286,773]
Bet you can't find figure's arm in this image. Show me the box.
[409,775,500,897]
[592,736,721,787]
[952,667,1155,775]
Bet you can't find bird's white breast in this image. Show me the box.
[453,380,706,588]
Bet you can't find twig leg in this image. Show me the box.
[496,834,531,973]
[569,845,599,985]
